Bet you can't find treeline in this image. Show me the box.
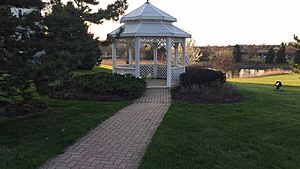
[199,43,300,64]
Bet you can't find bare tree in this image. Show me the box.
[211,49,233,73]
[178,38,200,65]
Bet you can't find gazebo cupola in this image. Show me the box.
[109,1,191,87]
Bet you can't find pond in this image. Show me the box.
[227,68,291,78]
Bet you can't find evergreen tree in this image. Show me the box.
[294,49,300,64]
[232,44,242,63]
[265,46,275,64]
[291,35,300,64]
[45,0,128,70]
[275,42,287,63]
[288,35,300,73]
[0,0,44,9]
[0,1,46,106]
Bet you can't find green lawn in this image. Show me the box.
[229,73,300,86]
[140,73,300,169]
[0,98,128,169]
[72,66,112,75]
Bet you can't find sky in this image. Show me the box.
[88,0,300,46]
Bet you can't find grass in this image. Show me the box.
[140,73,300,169]
[72,65,112,75]
[0,65,126,169]
[0,97,127,168]
[229,73,300,86]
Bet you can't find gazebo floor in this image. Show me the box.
[146,79,167,88]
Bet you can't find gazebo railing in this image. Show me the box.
[114,66,136,76]
[171,66,185,86]
[115,64,185,86]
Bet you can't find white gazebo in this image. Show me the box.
[109,1,191,87]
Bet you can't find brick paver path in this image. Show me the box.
[40,89,171,169]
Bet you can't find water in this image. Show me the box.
[227,68,291,78]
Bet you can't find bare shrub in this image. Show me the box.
[172,82,242,104]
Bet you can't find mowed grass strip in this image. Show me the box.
[0,98,128,169]
[140,74,300,169]
[229,73,300,86]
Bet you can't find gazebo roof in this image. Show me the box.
[120,1,176,23]
[109,2,191,38]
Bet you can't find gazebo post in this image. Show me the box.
[167,37,172,87]
[182,38,187,67]
[128,48,132,66]
[174,42,179,66]
[135,37,141,78]
[153,44,158,78]
[112,42,117,73]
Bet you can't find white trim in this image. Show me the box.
[135,37,141,77]
[128,48,133,65]
[166,37,172,87]
[174,43,179,66]
[182,38,187,66]
[112,43,117,73]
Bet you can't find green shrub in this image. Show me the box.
[180,67,226,87]
[53,73,146,100]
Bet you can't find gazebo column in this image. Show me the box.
[112,42,117,73]
[153,45,158,78]
[167,37,172,87]
[128,48,133,66]
[135,37,141,78]
[182,38,187,69]
[174,42,179,66]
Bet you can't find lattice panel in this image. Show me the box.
[156,65,167,79]
[140,65,154,78]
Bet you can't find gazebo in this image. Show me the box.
[109,1,191,87]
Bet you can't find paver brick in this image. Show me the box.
[40,89,170,169]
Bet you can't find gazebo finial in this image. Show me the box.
[146,0,149,3]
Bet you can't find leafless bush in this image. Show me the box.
[172,82,242,104]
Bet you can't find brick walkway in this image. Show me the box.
[40,89,171,169]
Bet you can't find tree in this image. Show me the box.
[265,46,275,64]
[45,2,98,70]
[0,1,46,107]
[45,0,128,70]
[178,39,200,65]
[288,35,300,73]
[275,42,286,63]
[233,44,242,63]
[0,0,44,9]
[294,50,300,64]
[211,50,233,73]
